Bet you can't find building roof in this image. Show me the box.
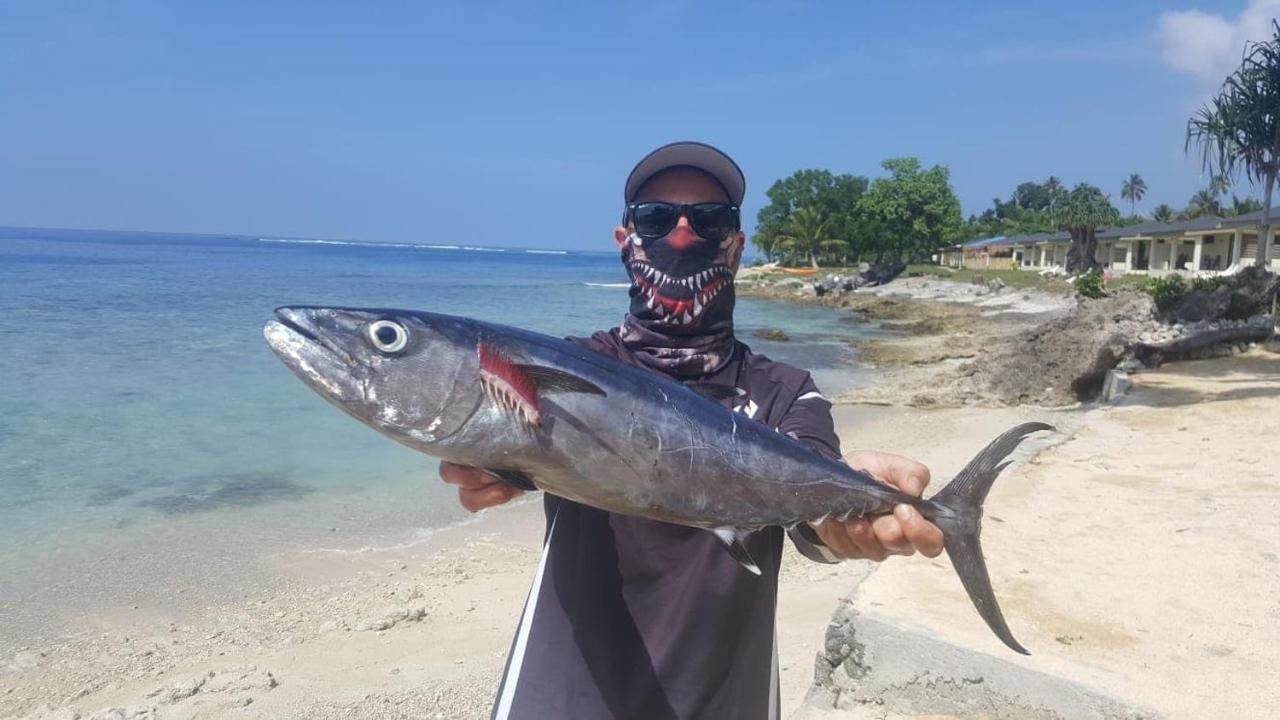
[1219,206,1280,227]
[1005,231,1069,245]
[960,235,1007,249]
[1098,216,1224,239]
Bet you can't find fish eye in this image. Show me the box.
[367,320,408,354]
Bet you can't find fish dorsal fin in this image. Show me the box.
[514,364,607,396]
[686,382,744,402]
[710,527,761,575]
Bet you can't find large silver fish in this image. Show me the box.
[264,306,1051,654]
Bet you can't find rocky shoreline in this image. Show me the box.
[737,266,1278,408]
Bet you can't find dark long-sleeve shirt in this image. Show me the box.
[491,328,842,720]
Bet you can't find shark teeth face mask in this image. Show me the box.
[618,225,743,377]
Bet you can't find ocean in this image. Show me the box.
[0,227,888,643]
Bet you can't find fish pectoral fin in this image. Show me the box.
[710,526,761,575]
[483,468,538,492]
[685,382,745,402]
[515,364,607,397]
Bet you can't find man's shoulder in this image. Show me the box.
[735,342,816,393]
[567,327,627,358]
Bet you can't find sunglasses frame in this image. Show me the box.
[624,202,741,243]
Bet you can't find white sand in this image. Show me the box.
[4,351,1278,719]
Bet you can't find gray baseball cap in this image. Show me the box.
[624,141,746,206]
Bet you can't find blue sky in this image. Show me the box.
[1,1,1275,250]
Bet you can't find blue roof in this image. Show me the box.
[961,235,1006,249]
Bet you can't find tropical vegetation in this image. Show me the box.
[1186,19,1280,267]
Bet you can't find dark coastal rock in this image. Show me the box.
[752,328,790,342]
[1166,266,1280,323]
[798,603,1154,719]
[965,291,1157,405]
[811,261,906,297]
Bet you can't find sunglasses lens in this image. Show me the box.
[632,203,678,238]
[688,204,737,242]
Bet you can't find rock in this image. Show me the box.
[988,278,1007,292]
[356,606,426,632]
[962,291,1157,405]
[1102,369,1130,403]
[802,608,1153,719]
[149,675,205,703]
[752,328,790,342]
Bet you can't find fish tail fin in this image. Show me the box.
[923,421,1054,656]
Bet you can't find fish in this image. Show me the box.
[263,306,1053,654]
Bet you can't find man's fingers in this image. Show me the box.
[458,484,521,513]
[895,505,945,558]
[889,458,931,497]
[813,520,860,559]
[440,462,498,490]
[870,515,915,556]
[844,519,889,562]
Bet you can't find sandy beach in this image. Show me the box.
[4,284,1279,720]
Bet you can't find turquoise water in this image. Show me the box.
[0,227,885,639]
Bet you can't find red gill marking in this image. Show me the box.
[477,343,540,426]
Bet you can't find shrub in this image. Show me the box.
[1144,274,1187,312]
[1189,275,1230,293]
[1073,271,1106,299]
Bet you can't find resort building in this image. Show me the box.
[1004,209,1280,276]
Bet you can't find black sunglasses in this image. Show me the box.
[625,202,741,243]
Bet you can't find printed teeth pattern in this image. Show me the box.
[627,262,734,326]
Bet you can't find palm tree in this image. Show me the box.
[1120,173,1147,215]
[1187,19,1280,267]
[1208,174,1232,200]
[1044,176,1065,212]
[1185,189,1222,218]
[1151,203,1175,223]
[778,206,840,269]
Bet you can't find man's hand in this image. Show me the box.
[439,462,524,513]
[810,451,945,561]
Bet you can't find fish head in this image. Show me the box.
[264,306,483,448]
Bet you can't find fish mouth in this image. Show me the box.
[268,307,357,367]
[263,308,359,401]
[627,261,733,326]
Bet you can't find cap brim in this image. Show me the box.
[625,141,745,206]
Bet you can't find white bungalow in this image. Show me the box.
[1008,208,1280,276]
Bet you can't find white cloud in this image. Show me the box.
[1157,0,1280,80]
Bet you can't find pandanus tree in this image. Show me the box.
[1187,20,1280,267]
[1120,173,1147,216]
[1056,184,1120,274]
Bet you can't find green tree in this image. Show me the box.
[1184,189,1222,218]
[857,158,963,262]
[1055,184,1119,274]
[753,169,869,263]
[1228,195,1266,216]
[1151,203,1176,223]
[1187,19,1280,267]
[778,206,841,269]
[1120,173,1147,215]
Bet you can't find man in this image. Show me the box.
[441,142,943,719]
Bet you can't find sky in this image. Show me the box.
[2,0,1278,250]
